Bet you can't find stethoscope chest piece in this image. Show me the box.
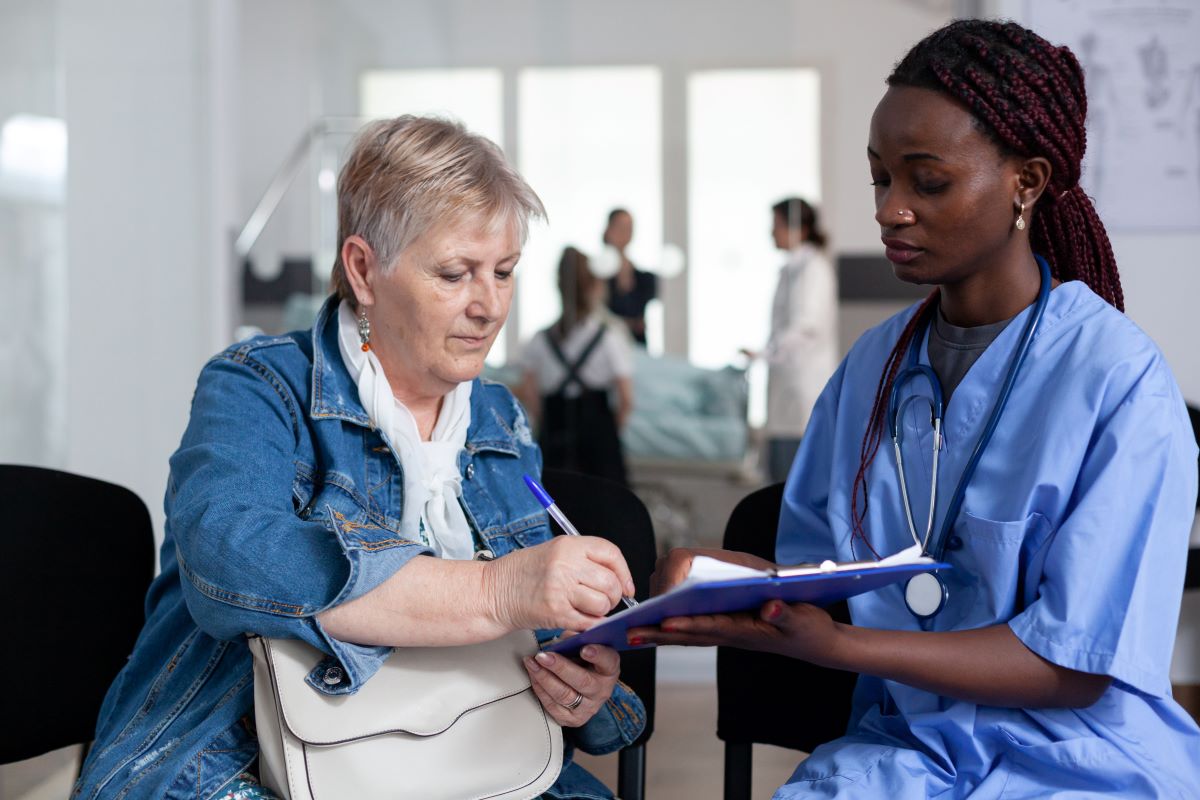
[904,571,947,619]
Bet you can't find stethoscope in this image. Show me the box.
[889,255,1051,621]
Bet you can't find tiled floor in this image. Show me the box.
[575,683,804,799]
[0,746,79,800]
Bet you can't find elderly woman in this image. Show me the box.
[75,116,646,800]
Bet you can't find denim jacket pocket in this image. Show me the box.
[308,473,415,552]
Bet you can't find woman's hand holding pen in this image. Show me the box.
[484,535,636,633]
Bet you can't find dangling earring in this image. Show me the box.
[357,307,371,352]
[1015,201,1027,231]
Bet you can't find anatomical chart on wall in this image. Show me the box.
[1029,0,1200,231]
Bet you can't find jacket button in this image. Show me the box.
[466,463,475,480]
[322,666,344,685]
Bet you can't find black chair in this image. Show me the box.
[0,465,155,770]
[716,482,857,800]
[541,468,657,800]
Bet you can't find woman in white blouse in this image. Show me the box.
[745,197,839,483]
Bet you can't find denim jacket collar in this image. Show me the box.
[307,296,520,457]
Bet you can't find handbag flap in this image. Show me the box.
[261,629,541,745]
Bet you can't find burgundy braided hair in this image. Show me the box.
[849,19,1123,555]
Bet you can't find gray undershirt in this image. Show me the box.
[927,309,1014,408]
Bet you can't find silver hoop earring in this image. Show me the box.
[357,308,371,352]
[1015,201,1027,231]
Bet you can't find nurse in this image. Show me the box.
[632,19,1200,798]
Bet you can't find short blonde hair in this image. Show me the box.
[330,115,546,304]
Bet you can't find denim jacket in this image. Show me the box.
[75,299,646,800]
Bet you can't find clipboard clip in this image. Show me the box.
[770,559,880,578]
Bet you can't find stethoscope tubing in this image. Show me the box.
[892,396,941,552]
[890,255,1052,562]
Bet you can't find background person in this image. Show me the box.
[520,245,634,485]
[633,20,1200,798]
[742,196,839,483]
[75,116,645,800]
[602,208,657,346]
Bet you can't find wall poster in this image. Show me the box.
[1028,0,1200,231]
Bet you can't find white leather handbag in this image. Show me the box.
[247,629,563,800]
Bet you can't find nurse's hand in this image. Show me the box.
[650,547,777,596]
[625,599,841,664]
[522,644,621,727]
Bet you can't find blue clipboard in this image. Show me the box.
[545,561,951,654]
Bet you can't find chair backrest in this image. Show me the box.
[540,468,657,746]
[0,465,155,763]
[716,482,856,753]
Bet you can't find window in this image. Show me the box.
[360,68,504,144]
[352,65,824,392]
[687,69,821,425]
[516,67,662,345]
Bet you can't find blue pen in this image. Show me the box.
[523,475,639,609]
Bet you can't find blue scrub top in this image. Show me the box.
[775,281,1200,799]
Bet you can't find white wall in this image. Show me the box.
[235,0,320,286]
[1115,233,1200,405]
[60,0,237,541]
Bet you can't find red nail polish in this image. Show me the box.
[661,623,675,632]
[629,637,645,646]
[768,603,783,620]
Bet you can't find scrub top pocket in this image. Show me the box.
[940,511,1047,629]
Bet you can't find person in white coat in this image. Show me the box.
[746,197,839,483]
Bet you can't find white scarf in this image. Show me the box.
[336,300,476,560]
